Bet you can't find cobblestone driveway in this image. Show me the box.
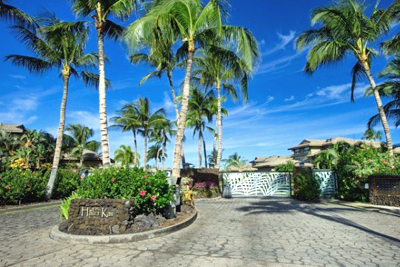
[1,197,400,267]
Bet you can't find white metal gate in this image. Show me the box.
[313,169,337,197]
[222,172,291,197]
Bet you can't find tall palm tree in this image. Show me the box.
[6,13,100,197]
[110,103,141,166]
[70,0,143,166]
[65,124,101,167]
[224,152,247,172]
[147,143,163,169]
[125,0,259,177]
[296,0,398,156]
[186,88,213,168]
[114,145,139,167]
[133,97,166,170]
[193,46,256,169]
[0,0,35,27]
[368,58,400,130]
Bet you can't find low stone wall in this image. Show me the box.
[369,175,400,207]
[61,199,135,235]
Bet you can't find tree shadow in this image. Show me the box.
[235,197,400,246]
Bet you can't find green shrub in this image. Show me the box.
[275,161,295,172]
[293,171,321,201]
[0,168,49,205]
[76,167,173,215]
[51,168,81,199]
[335,145,400,202]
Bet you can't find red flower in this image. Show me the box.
[151,195,157,201]
[5,185,10,191]
[111,178,116,183]
[140,190,146,197]
[72,169,77,173]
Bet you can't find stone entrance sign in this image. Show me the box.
[62,199,135,235]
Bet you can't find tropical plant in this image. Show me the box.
[70,0,143,166]
[368,58,400,129]
[60,192,82,220]
[65,124,101,167]
[147,143,163,168]
[186,88,213,168]
[223,152,248,171]
[274,161,295,172]
[0,0,35,27]
[362,128,383,141]
[313,148,338,169]
[293,171,321,201]
[296,0,399,156]
[110,103,141,166]
[133,97,167,169]
[208,148,218,167]
[193,45,258,169]
[114,145,139,167]
[150,119,175,170]
[5,12,101,197]
[125,0,260,177]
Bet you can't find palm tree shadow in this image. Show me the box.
[235,197,400,246]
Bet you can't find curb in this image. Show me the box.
[322,199,400,215]
[0,201,61,215]
[50,210,197,244]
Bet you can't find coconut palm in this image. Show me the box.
[147,143,163,169]
[150,119,175,170]
[114,145,139,167]
[362,129,383,141]
[0,0,35,27]
[223,152,247,172]
[110,103,141,167]
[133,97,166,169]
[186,88,213,168]
[6,13,101,197]
[125,0,259,177]
[296,0,399,156]
[313,149,338,169]
[65,124,101,167]
[70,0,143,167]
[368,58,400,130]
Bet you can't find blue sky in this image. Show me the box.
[0,0,399,167]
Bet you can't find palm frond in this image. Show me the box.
[5,55,53,74]
[80,71,112,89]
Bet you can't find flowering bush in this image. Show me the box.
[0,168,50,205]
[293,171,321,201]
[51,168,81,200]
[76,167,173,215]
[193,181,219,198]
[335,145,400,202]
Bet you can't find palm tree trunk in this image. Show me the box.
[167,70,180,120]
[361,61,394,156]
[46,74,69,198]
[202,131,208,168]
[198,130,202,168]
[96,24,111,167]
[143,127,148,170]
[162,138,166,170]
[133,130,138,167]
[156,148,160,169]
[216,83,223,169]
[172,48,195,177]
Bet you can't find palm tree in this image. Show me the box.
[110,103,141,167]
[150,119,175,170]
[114,145,139,167]
[224,152,247,172]
[362,129,382,141]
[186,88,213,168]
[125,0,259,177]
[296,0,398,156]
[6,13,100,197]
[70,0,143,167]
[0,0,35,27]
[313,149,338,169]
[147,143,163,169]
[368,58,400,130]
[133,97,167,170]
[65,124,101,167]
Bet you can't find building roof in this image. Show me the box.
[62,149,102,161]
[252,155,297,168]
[0,123,26,134]
[288,137,382,150]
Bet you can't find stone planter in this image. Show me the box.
[369,175,400,207]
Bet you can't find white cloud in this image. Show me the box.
[67,110,100,130]
[256,49,307,75]
[264,31,296,56]
[9,74,26,79]
[284,95,295,102]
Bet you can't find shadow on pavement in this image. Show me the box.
[235,197,400,246]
